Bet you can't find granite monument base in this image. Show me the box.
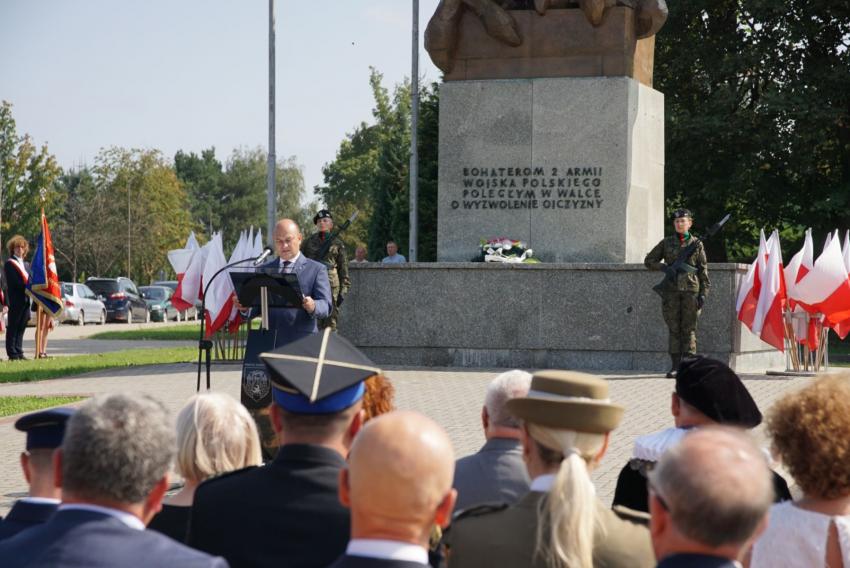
[436,76,664,263]
[339,263,784,373]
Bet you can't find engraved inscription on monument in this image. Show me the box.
[453,166,605,211]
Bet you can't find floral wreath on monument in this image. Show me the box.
[472,237,539,263]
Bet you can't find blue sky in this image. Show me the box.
[1,0,441,199]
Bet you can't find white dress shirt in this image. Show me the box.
[346,539,429,565]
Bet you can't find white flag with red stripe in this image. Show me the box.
[202,232,234,338]
[752,231,786,351]
[736,230,768,330]
[173,238,211,312]
[793,235,850,327]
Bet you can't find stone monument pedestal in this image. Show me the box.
[437,76,664,263]
[339,263,785,373]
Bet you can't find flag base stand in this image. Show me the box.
[765,370,818,377]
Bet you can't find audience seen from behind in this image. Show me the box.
[446,370,654,568]
[0,408,74,541]
[613,356,791,513]
[748,374,850,567]
[148,392,262,542]
[187,331,371,568]
[453,369,531,512]
[330,411,456,568]
[648,427,773,568]
[0,393,227,567]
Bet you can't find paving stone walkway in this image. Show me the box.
[0,362,813,516]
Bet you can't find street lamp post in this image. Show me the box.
[267,0,277,246]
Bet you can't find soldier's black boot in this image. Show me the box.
[666,353,680,378]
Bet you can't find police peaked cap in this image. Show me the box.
[675,356,762,428]
[261,329,380,414]
[313,209,333,224]
[15,407,75,450]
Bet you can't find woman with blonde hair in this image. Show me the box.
[748,374,850,567]
[447,371,654,568]
[148,392,262,542]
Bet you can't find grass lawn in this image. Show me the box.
[88,324,202,341]
[0,395,87,417]
[0,347,197,384]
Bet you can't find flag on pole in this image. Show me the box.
[736,230,768,330]
[186,231,200,250]
[751,231,786,351]
[173,239,211,312]
[27,211,63,317]
[202,233,235,338]
[793,236,850,326]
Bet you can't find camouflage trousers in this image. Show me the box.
[318,285,341,331]
[248,405,279,462]
[661,290,701,355]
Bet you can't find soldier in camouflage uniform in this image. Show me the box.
[301,209,350,331]
[644,209,710,378]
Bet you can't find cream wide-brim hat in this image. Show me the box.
[506,370,624,434]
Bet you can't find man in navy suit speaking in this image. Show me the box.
[235,218,333,458]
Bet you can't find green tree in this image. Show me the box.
[87,147,194,283]
[656,2,850,261]
[53,168,99,282]
[174,147,223,239]
[0,100,62,250]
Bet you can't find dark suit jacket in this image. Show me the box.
[613,461,793,513]
[252,255,331,346]
[188,443,350,568]
[0,509,227,567]
[3,257,30,310]
[452,438,530,512]
[0,499,58,541]
[656,553,738,568]
[328,555,429,568]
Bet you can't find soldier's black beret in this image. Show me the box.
[675,356,762,428]
[15,407,75,450]
[671,209,692,220]
[313,209,333,224]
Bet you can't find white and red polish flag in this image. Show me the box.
[793,235,850,328]
[172,238,211,312]
[168,233,199,312]
[736,230,769,330]
[202,233,235,337]
[752,231,787,351]
[226,230,250,333]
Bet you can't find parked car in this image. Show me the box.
[139,286,179,322]
[151,280,198,321]
[60,282,107,325]
[85,277,149,323]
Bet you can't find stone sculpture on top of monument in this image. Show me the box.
[428,0,668,263]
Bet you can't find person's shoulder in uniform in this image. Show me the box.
[193,465,261,502]
[593,501,655,568]
[444,502,527,567]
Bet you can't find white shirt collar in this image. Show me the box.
[280,253,301,266]
[58,503,145,530]
[530,474,556,492]
[19,496,60,506]
[346,539,429,564]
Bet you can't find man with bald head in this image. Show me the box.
[236,218,333,457]
[331,411,457,567]
[648,427,773,568]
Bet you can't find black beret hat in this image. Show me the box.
[675,356,762,428]
[671,208,692,220]
[313,209,333,224]
[15,407,75,450]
